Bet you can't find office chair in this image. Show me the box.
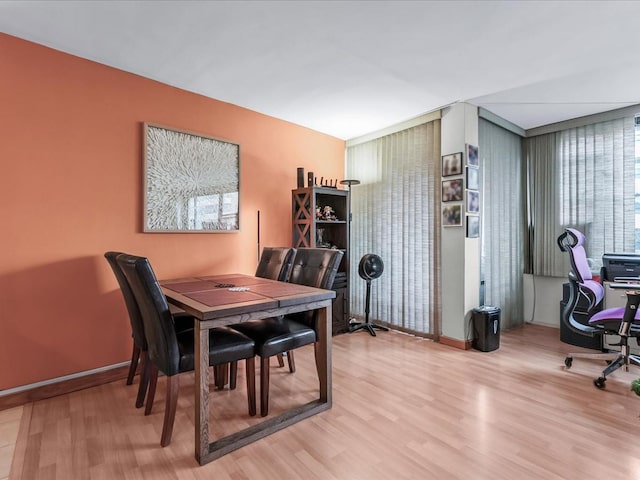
[558,228,640,388]
[117,253,256,446]
[231,248,343,416]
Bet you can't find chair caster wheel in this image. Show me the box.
[564,357,573,368]
[594,377,606,389]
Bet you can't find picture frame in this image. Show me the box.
[442,178,463,202]
[442,204,462,227]
[143,123,240,232]
[466,166,479,191]
[466,144,479,167]
[466,215,480,238]
[442,152,463,177]
[466,189,480,214]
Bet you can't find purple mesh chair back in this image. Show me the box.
[558,228,604,308]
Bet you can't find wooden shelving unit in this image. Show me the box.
[292,186,349,334]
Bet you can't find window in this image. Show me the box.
[524,116,636,277]
[635,115,640,251]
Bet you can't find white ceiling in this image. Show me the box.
[2,0,639,140]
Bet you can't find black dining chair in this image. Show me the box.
[104,251,194,408]
[116,253,257,447]
[231,248,343,416]
[255,247,296,370]
[255,247,296,282]
[213,246,297,387]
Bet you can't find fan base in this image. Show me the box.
[349,321,389,337]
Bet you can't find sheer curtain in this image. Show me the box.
[345,121,441,336]
[524,117,636,277]
[478,118,524,329]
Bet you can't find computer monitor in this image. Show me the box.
[601,253,640,281]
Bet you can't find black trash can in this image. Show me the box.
[472,306,501,352]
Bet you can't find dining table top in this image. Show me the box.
[160,273,336,321]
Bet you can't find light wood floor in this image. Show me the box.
[0,406,22,480]
[4,324,640,479]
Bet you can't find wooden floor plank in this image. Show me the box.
[6,324,640,479]
[0,406,22,479]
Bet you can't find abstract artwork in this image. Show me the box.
[143,123,240,232]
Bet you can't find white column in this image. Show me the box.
[440,102,480,347]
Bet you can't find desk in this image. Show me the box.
[161,273,335,465]
[603,281,640,356]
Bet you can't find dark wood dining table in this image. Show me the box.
[160,273,336,465]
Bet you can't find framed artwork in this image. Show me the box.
[442,178,463,202]
[466,189,480,214]
[442,204,462,227]
[143,123,240,232]
[466,215,480,238]
[467,144,479,167]
[442,152,463,177]
[466,166,479,190]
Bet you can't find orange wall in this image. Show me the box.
[0,34,345,390]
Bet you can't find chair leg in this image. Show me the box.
[246,357,256,416]
[229,361,238,390]
[160,375,180,447]
[313,342,321,378]
[145,363,159,416]
[127,345,140,385]
[135,351,150,409]
[260,356,270,417]
[276,354,285,367]
[286,351,296,373]
[214,364,229,390]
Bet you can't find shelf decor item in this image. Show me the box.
[143,123,239,232]
[442,152,463,177]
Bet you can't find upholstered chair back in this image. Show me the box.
[255,247,296,281]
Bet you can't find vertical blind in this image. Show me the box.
[478,118,524,329]
[524,117,636,277]
[345,121,441,335]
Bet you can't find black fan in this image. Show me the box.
[350,254,389,336]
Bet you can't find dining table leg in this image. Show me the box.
[189,300,333,465]
[194,320,210,464]
[317,305,332,405]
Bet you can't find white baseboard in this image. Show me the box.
[0,361,129,397]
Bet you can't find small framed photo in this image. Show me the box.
[442,152,463,177]
[442,204,462,227]
[466,215,480,238]
[466,189,480,213]
[442,178,463,202]
[467,144,479,167]
[466,166,479,191]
